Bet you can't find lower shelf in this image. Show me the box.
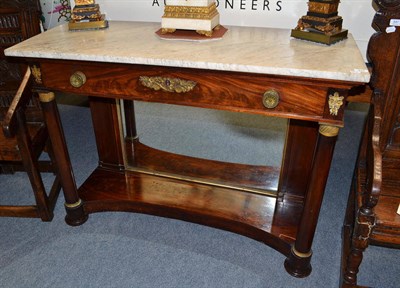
[79,167,303,256]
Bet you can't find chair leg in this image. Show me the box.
[43,135,62,210]
[45,137,58,175]
[342,207,375,285]
[15,109,53,221]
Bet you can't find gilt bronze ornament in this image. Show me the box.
[291,0,348,45]
[68,0,108,31]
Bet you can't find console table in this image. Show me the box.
[5,22,370,277]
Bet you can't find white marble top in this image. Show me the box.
[5,21,370,83]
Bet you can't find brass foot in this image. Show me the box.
[161,28,176,34]
[196,30,213,37]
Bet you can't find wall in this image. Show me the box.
[41,0,71,30]
[66,0,375,60]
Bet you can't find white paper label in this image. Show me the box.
[390,19,400,26]
[397,203,400,215]
[386,26,396,33]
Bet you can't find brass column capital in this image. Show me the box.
[38,92,55,103]
[319,124,340,137]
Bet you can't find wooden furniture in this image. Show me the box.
[0,0,61,220]
[5,22,369,277]
[341,1,400,286]
[0,0,41,128]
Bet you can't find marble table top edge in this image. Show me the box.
[4,21,371,83]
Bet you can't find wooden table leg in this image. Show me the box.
[39,91,88,226]
[284,124,340,277]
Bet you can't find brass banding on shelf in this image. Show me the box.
[126,166,278,197]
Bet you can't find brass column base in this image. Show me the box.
[291,29,348,45]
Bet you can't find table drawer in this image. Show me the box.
[39,61,341,122]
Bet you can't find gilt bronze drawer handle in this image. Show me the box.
[70,71,87,88]
[139,76,197,93]
[262,90,280,109]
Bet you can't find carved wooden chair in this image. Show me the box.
[341,1,400,286]
[0,67,61,221]
[0,0,61,220]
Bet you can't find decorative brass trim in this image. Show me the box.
[72,13,101,21]
[163,4,218,20]
[262,90,280,109]
[292,246,313,258]
[300,15,342,24]
[31,65,42,84]
[64,199,83,209]
[319,124,340,137]
[139,76,197,93]
[73,5,100,13]
[328,91,344,116]
[126,166,278,197]
[38,92,55,103]
[68,16,108,31]
[75,0,95,5]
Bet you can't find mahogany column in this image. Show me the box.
[39,91,88,225]
[285,124,340,277]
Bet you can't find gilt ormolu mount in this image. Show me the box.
[291,0,348,45]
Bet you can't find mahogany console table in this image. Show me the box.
[5,22,370,277]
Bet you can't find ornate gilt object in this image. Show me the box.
[319,124,340,137]
[139,76,197,93]
[161,0,220,37]
[31,65,42,84]
[328,91,344,116]
[38,91,55,103]
[291,0,348,45]
[69,0,108,31]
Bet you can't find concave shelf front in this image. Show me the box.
[78,167,303,256]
